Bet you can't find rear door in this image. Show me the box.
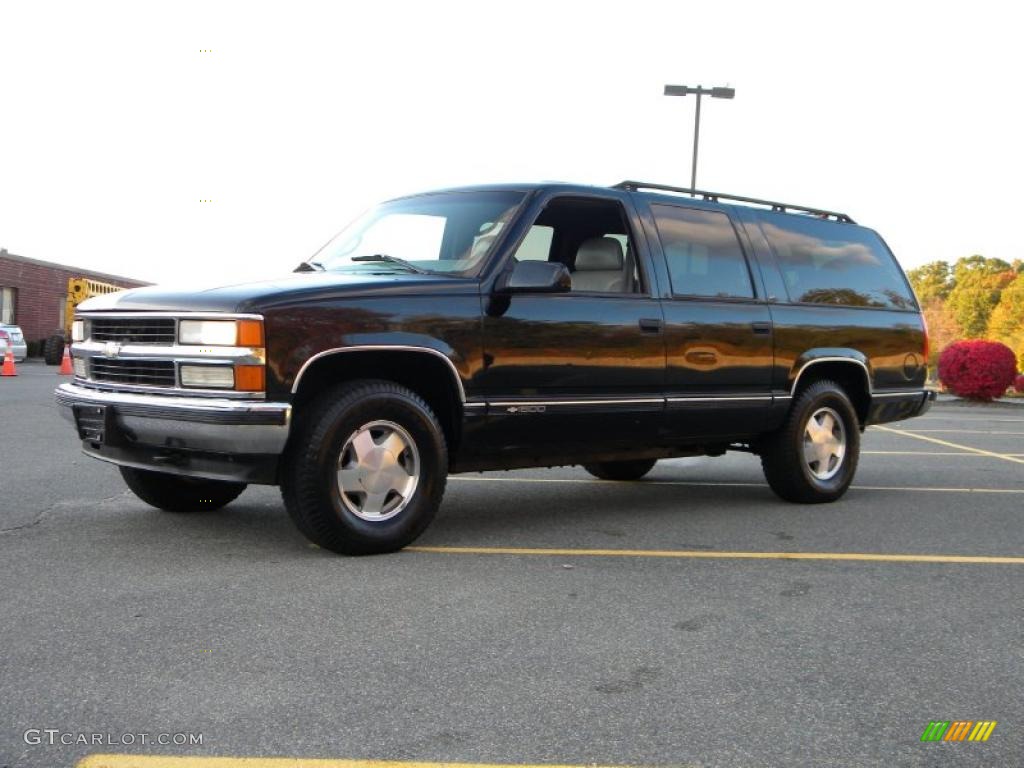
[640,200,774,439]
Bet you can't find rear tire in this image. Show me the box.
[760,379,860,503]
[281,380,447,555]
[583,458,657,481]
[120,467,246,512]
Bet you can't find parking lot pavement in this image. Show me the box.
[2,368,1022,768]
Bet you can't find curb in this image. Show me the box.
[933,395,1024,409]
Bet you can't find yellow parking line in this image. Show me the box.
[873,425,1024,466]
[866,450,1024,458]
[862,450,973,456]
[77,758,640,768]
[913,416,1024,423]
[863,450,1024,457]
[448,477,1024,494]
[406,546,1024,565]
[890,428,1024,435]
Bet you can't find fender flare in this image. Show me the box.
[291,345,467,402]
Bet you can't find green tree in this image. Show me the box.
[951,255,1012,281]
[987,272,1024,370]
[946,256,1015,338]
[906,260,954,304]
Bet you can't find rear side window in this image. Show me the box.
[650,205,754,299]
[759,213,916,310]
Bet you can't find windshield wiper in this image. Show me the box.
[350,254,428,274]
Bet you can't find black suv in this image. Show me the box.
[57,181,933,554]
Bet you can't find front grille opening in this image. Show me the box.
[90,318,176,344]
[90,359,176,387]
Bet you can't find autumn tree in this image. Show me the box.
[945,256,1016,338]
[921,299,962,374]
[952,255,1013,281]
[987,272,1024,370]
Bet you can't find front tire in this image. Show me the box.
[583,459,657,481]
[760,379,860,503]
[120,467,246,512]
[281,380,447,555]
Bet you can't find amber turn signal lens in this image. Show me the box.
[237,319,265,347]
[234,364,266,392]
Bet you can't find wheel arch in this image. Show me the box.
[290,346,466,451]
[789,353,872,425]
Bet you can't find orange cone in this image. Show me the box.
[1,345,16,377]
[58,344,74,376]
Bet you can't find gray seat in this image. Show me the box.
[572,237,626,292]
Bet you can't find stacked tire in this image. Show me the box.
[43,333,65,365]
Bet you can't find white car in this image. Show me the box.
[0,324,27,361]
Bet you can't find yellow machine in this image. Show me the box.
[44,277,124,364]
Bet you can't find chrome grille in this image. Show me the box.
[90,318,176,344]
[90,359,176,387]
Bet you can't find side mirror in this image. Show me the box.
[501,260,572,294]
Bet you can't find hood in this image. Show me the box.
[77,270,478,314]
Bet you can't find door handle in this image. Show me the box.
[639,318,663,333]
[751,322,772,335]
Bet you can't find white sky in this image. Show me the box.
[1,0,1022,285]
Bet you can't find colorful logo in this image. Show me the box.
[921,721,997,742]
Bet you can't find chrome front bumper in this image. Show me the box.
[55,382,291,483]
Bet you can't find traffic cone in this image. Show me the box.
[1,345,16,377]
[58,344,74,376]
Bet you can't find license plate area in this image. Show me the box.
[73,404,110,444]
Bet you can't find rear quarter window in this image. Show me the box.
[759,213,916,310]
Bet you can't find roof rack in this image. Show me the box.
[612,180,854,223]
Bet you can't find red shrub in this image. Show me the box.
[1015,373,1024,394]
[938,341,1017,401]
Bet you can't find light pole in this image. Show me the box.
[664,84,735,189]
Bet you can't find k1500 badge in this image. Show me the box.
[506,405,546,414]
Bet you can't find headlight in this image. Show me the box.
[71,320,85,342]
[180,365,235,389]
[179,319,264,346]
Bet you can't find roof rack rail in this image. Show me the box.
[612,180,854,223]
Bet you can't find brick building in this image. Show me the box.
[0,248,147,350]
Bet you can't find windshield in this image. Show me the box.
[310,190,526,275]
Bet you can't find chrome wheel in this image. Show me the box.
[336,420,420,521]
[802,406,846,481]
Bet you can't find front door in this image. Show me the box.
[476,194,666,459]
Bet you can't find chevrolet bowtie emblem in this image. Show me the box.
[103,341,122,358]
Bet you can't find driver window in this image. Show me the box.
[511,198,643,294]
[513,225,554,261]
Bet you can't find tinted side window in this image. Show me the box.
[759,213,916,310]
[650,205,754,299]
